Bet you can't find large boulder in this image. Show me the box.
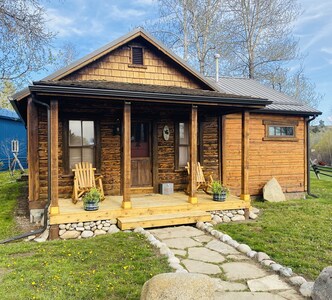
[263,177,286,202]
[140,273,215,300]
[312,266,332,300]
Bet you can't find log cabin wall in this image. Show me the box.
[61,38,206,90]
[223,113,306,196]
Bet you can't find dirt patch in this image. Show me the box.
[9,252,35,259]
[0,268,12,283]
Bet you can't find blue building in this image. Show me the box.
[0,108,27,171]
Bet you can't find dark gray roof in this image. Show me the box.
[211,77,321,115]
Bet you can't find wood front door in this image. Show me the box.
[131,122,152,187]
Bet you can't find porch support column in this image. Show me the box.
[240,111,250,202]
[188,105,198,204]
[27,97,39,204]
[122,102,132,209]
[50,99,59,215]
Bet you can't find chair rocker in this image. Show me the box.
[72,162,104,204]
[185,162,213,195]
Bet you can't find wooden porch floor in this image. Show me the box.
[50,192,250,226]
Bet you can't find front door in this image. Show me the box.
[131,122,152,187]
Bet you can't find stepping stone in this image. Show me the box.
[182,259,221,275]
[247,275,292,292]
[278,290,305,300]
[214,292,286,300]
[213,279,247,292]
[149,226,204,240]
[188,247,225,263]
[163,237,201,249]
[226,254,249,261]
[172,249,187,257]
[221,262,267,280]
[206,240,240,255]
[193,235,213,243]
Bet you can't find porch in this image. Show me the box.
[50,192,250,230]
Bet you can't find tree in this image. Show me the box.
[0,0,54,83]
[0,80,16,110]
[51,42,80,71]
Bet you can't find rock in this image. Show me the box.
[220,234,232,242]
[59,229,66,236]
[227,239,240,248]
[140,273,215,300]
[196,221,204,229]
[77,222,83,227]
[263,177,286,202]
[109,219,117,224]
[223,216,231,223]
[251,207,260,214]
[261,259,275,267]
[256,252,270,262]
[232,215,246,222]
[289,276,307,287]
[247,251,257,258]
[97,224,103,230]
[279,267,293,277]
[249,212,258,220]
[237,244,251,254]
[212,231,222,239]
[237,210,245,215]
[211,220,217,226]
[205,222,213,227]
[206,240,239,255]
[134,227,144,233]
[212,215,222,224]
[168,256,180,264]
[312,266,332,300]
[162,237,201,250]
[187,247,225,264]
[222,262,268,280]
[59,231,80,240]
[213,279,247,292]
[76,227,84,232]
[96,220,101,225]
[59,224,66,230]
[94,229,106,236]
[108,225,120,234]
[65,223,71,230]
[300,281,314,297]
[226,213,234,218]
[81,231,94,238]
[182,259,221,275]
[271,264,283,272]
[84,226,90,230]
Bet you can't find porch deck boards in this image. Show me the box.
[50,192,249,226]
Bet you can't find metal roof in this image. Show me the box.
[211,77,321,115]
[0,108,19,120]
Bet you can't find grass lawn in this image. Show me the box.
[0,171,171,299]
[216,173,332,280]
[0,171,26,240]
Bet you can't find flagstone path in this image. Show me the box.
[149,226,305,300]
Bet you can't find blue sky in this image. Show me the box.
[39,0,331,123]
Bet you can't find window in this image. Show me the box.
[68,120,95,169]
[263,120,298,141]
[178,122,189,167]
[131,47,143,65]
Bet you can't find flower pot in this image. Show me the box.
[213,191,226,202]
[84,201,99,211]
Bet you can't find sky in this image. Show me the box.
[38,0,331,124]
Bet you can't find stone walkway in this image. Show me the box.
[149,226,305,300]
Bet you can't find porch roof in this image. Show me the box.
[29,80,272,107]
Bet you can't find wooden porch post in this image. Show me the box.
[241,111,250,202]
[122,102,132,209]
[50,99,59,215]
[27,97,39,204]
[188,105,198,204]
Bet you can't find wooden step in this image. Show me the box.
[117,211,211,230]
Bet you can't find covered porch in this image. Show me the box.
[50,192,250,230]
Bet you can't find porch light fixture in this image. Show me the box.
[113,119,121,136]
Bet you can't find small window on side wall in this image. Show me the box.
[131,46,144,65]
[263,120,298,141]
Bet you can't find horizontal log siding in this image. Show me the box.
[62,41,204,89]
[36,102,220,200]
[223,113,306,196]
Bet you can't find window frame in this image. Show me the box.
[174,121,203,170]
[263,120,299,142]
[62,117,101,175]
[130,46,144,66]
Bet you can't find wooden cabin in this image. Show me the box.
[11,29,320,235]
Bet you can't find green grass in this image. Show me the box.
[0,171,26,240]
[0,233,171,299]
[216,175,332,280]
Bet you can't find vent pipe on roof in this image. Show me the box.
[214,53,220,82]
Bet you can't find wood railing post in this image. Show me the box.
[188,105,198,204]
[122,102,132,209]
[241,111,250,202]
[50,99,59,215]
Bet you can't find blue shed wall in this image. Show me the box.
[0,117,27,171]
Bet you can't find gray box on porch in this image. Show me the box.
[159,183,174,195]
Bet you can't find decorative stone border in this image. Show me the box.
[133,227,188,274]
[210,208,259,225]
[196,221,315,297]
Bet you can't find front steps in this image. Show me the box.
[117,210,211,230]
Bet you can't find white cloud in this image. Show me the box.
[108,5,147,20]
[321,48,332,55]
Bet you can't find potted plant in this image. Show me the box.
[82,187,102,211]
[211,180,228,202]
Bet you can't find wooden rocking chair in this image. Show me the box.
[185,162,213,195]
[72,162,105,204]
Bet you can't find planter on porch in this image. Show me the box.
[82,188,102,211]
[211,181,227,202]
[212,191,227,202]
